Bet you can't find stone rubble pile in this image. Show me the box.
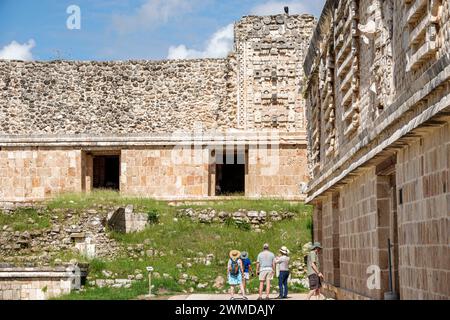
[0,207,124,264]
[176,208,295,230]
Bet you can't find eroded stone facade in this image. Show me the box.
[0,14,316,203]
[305,0,450,300]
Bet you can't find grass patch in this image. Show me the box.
[0,208,51,231]
[55,280,150,300]
[47,190,170,213]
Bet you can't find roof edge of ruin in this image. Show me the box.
[0,57,229,65]
[240,13,316,19]
[303,0,337,77]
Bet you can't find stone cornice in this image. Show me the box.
[0,131,307,147]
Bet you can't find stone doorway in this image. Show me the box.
[92,155,120,190]
[215,149,246,196]
[376,156,400,299]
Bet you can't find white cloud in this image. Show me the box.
[113,0,193,33]
[167,23,234,60]
[250,1,313,15]
[0,39,36,61]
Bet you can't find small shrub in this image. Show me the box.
[224,217,251,231]
[147,210,160,224]
[224,217,235,227]
[89,259,107,275]
[235,220,251,231]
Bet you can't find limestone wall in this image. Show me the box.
[0,14,316,138]
[312,121,450,300]
[0,148,82,202]
[0,14,315,202]
[396,122,450,299]
[305,0,450,191]
[338,168,382,299]
[0,59,233,135]
[247,145,308,198]
[0,265,85,300]
[120,148,210,198]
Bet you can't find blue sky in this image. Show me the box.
[0,0,325,61]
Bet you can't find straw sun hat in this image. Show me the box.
[229,250,241,261]
[279,246,290,255]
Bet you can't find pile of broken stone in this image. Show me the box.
[176,208,295,231]
[0,206,125,265]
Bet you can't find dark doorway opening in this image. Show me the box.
[215,151,245,195]
[93,155,120,190]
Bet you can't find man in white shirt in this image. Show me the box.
[256,243,275,300]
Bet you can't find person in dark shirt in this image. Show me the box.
[240,251,253,295]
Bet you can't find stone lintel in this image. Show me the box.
[0,132,307,147]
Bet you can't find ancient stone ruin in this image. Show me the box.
[107,205,148,233]
[176,207,295,231]
[0,263,88,300]
[304,0,450,300]
[0,13,316,204]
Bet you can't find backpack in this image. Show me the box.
[303,254,308,265]
[230,259,240,276]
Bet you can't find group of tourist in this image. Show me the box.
[227,242,323,300]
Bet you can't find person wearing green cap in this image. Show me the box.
[306,242,324,300]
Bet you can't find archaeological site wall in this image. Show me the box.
[0,14,316,203]
[0,59,234,134]
[305,0,450,299]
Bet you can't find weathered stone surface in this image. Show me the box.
[0,264,88,300]
[305,0,450,301]
[176,207,295,229]
[107,205,148,233]
[0,207,122,263]
[0,14,315,203]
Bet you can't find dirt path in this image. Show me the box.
[169,293,309,300]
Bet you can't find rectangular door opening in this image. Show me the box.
[376,156,400,299]
[93,155,120,190]
[215,149,246,196]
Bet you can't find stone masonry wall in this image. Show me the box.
[396,121,450,299]
[338,168,380,299]
[0,148,82,202]
[0,14,315,202]
[246,144,308,198]
[0,59,232,135]
[120,148,210,198]
[0,277,71,300]
[305,0,450,190]
[0,14,316,137]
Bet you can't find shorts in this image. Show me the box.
[308,274,322,290]
[259,270,273,281]
[244,272,250,280]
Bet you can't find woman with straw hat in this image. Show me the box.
[227,250,247,300]
[275,246,290,299]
